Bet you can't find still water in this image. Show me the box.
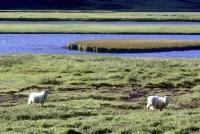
[0,34,200,58]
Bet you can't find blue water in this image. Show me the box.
[0,34,200,58]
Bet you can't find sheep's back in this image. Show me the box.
[147,96,158,104]
[153,97,169,109]
[29,93,43,103]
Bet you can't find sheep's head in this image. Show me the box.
[164,96,169,104]
[45,89,51,94]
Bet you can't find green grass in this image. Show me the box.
[0,54,200,91]
[0,54,200,133]
[0,11,200,21]
[67,39,200,53]
[0,11,200,34]
[0,24,200,34]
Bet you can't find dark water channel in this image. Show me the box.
[0,34,200,58]
[1,21,200,25]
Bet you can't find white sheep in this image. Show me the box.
[147,96,169,111]
[18,15,22,18]
[28,89,50,106]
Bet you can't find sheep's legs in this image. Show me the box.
[150,106,155,111]
[147,104,151,111]
[28,101,36,106]
[147,104,155,111]
[28,99,32,105]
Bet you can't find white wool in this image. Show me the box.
[28,89,50,106]
[147,96,169,111]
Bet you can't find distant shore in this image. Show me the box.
[0,11,200,34]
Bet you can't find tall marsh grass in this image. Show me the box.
[67,39,200,53]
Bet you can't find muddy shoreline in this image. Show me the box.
[67,44,200,53]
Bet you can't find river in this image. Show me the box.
[1,21,200,26]
[0,34,200,58]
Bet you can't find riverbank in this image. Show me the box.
[67,39,200,53]
[1,54,199,96]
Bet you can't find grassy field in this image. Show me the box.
[67,39,200,53]
[0,24,200,34]
[0,54,200,133]
[0,11,200,34]
[0,11,200,21]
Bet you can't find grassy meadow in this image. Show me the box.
[0,11,200,34]
[0,54,200,133]
[0,11,200,21]
[0,24,200,34]
[67,39,200,53]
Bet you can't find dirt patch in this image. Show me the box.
[0,86,199,109]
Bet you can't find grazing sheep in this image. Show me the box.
[147,96,169,111]
[18,15,22,18]
[28,89,50,106]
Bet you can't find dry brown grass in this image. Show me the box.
[67,39,200,53]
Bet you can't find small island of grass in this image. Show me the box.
[67,39,200,53]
